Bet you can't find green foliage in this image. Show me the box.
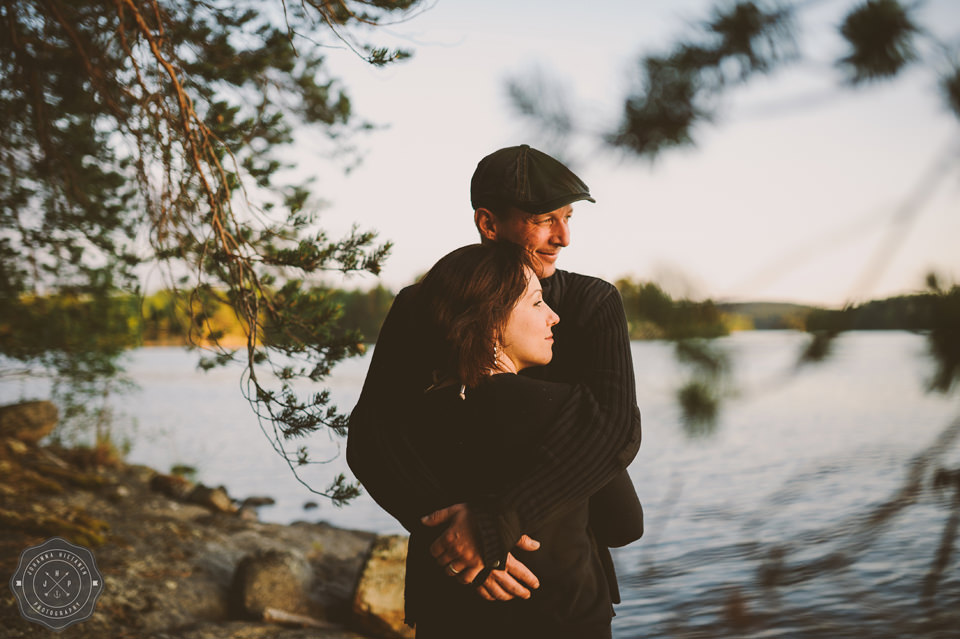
[616,278,729,339]
[805,293,943,332]
[508,0,960,431]
[674,339,731,437]
[6,281,394,351]
[325,472,363,508]
[614,276,733,435]
[798,329,840,364]
[141,282,394,348]
[0,0,420,502]
[509,0,955,157]
[140,290,195,343]
[0,290,140,448]
[838,0,919,84]
[802,288,958,371]
[602,2,797,156]
[926,284,960,393]
[609,54,707,157]
[0,293,140,364]
[677,380,721,437]
[170,464,198,480]
[330,284,396,344]
[705,1,792,75]
[717,302,814,330]
[941,63,960,121]
[800,283,960,387]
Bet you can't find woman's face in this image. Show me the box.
[501,267,560,372]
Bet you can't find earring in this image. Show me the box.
[493,342,500,362]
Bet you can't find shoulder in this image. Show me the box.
[379,282,421,329]
[392,282,420,307]
[547,269,619,303]
[476,375,574,420]
[366,282,427,383]
[544,270,623,326]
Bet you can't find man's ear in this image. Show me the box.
[474,208,498,242]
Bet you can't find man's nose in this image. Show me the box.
[552,220,570,247]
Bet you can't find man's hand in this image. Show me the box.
[422,503,484,578]
[421,504,541,599]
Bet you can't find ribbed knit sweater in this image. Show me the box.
[346,268,643,622]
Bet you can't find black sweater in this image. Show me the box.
[404,374,614,635]
[346,268,643,616]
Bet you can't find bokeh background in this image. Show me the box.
[2,1,959,637]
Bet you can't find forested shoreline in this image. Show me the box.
[6,281,953,356]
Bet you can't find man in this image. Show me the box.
[347,144,643,629]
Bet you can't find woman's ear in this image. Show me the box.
[474,208,498,242]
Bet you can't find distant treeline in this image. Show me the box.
[805,292,951,332]
[615,279,729,339]
[7,284,947,354]
[716,302,814,331]
[136,280,733,344]
[137,286,395,346]
[614,285,958,338]
[0,286,397,356]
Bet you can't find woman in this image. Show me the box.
[402,242,618,639]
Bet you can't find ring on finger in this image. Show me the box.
[446,562,460,576]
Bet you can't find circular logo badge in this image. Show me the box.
[9,537,104,631]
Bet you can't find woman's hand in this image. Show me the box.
[422,504,541,599]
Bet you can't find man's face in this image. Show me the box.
[487,205,573,278]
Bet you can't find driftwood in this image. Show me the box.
[262,607,329,629]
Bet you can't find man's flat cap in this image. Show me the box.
[470,144,595,214]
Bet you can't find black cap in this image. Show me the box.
[470,144,595,215]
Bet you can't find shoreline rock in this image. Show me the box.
[0,402,409,639]
[0,400,58,444]
[353,535,413,638]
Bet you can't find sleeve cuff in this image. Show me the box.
[472,502,521,570]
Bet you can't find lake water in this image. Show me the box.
[3,331,959,638]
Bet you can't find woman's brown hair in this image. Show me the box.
[415,243,540,388]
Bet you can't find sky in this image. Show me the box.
[288,0,960,308]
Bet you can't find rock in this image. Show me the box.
[0,507,108,547]
[230,549,314,619]
[137,567,232,633]
[0,440,388,639]
[302,522,377,619]
[352,535,413,639]
[237,505,260,522]
[4,437,29,456]
[150,472,194,499]
[146,620,357,639]
[303,501,318,510]
[189,484,238,514]
[236,495,273,520]
[0,400,58,443]
[241,496,276,508]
